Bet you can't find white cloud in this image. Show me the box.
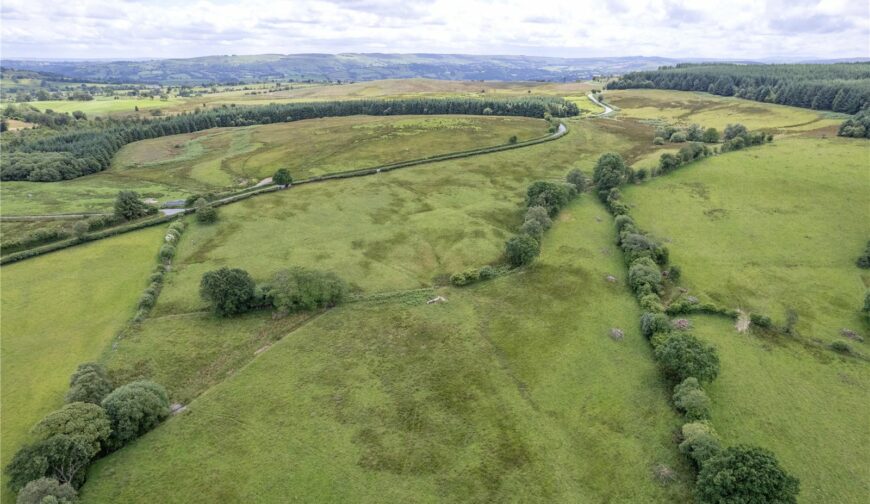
[1,0,867,59]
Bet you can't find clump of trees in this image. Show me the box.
[608,62,870,114]
[1,96,579,182]
[4,362,170,500]
[113,191,154,221]
[695,446,800,504]
[200,267,257,317]
[194,198,218,224]
[838,109,870,138]
[592,153,630,201]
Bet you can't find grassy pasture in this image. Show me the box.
[623,137,870,344]
[689,315,869,503]
[606,89,844,132]
[82,196,692,503]
[23,97,182,117]
[110,115,549,191]
[0,226,165,502]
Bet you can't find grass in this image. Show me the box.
[110,115,549,192]
[148,118,635,316]
[623,137,870,344]
[606,89,845,132]
[23,97,183,117]
[81,196,692,503]
[688,315,869,503]
[0,226,166,502]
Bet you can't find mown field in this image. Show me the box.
[622,137,870,344]
[21,97,183,116]
[83,196,692,503]
[606,89,845,132]
[0,227,166,503]
[110,115,549,191]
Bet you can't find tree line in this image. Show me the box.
[1,96,579,182]
[607,63,870,114]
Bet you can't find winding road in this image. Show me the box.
[587,93,615,117]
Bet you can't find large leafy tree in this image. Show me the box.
[200,267,256,317]
[65,362,113,405]
[654,333,720,383]
[696,445,800,504]
[592,153,629,199]
[31,402,111,457]
[101,381,170,450]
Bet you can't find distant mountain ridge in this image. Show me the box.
[1,53,687,84]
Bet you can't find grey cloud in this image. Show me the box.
[769,14,856,34]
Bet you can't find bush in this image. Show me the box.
[101,381,170,450]
[71,221,89,240]
[639,293,665,312]
[16,477,78,504]
[856,240,870,268]
[65,363,112,405]
[672,377,711,421]
[640,312,671,339]
[702,127,720,143]
[113,191,151,221]
[478,265,497,280]
[525,181,573,216]
[148,272,163,284]
[679,421,721,469]
[505,234,540,267]
[667,265,681,282]
[266,267,348,313]
[628,257,662,295]
[520,219,544,241]
[157,244,176,262]
[137,292,156,310]
[523,206,552,230]
[566,169,587,192]
[723,123,748,141]
[654,332,720,383]
[200,267,256,317]
[696,445,799,504]
[592,152,629,197]
[31,403,111,458]
[653,136,665,145]
[614,215,636,234]
[508,135,518,144]
[829,341,852,354]
[621,233,667,265]
[167,221,186,234]
[4,435,92,491]
[273,168,293,186]
[669,131,687,143]
[750,313,772,329]
[195,205,217,224]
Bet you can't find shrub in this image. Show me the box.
[669,131,687,143]
[566,169,587,192]
[686,123,704,141]
[266,267,348,313]
[614,215,635,234]
[829,341,852,354]
[137,292,156,310]
[653,136,665,145]
[157,244,176,262]
[164,228,181,243]
[200,267,256,317]
[621,233,667,265]
[273,168,293,186]
[592,152,629,198]
[667,265,681,282]
[723,123,748,141]
[505,234,540,267]
[195,205,217,224]
[750,313,772,328]
[679,421,722,469]
[15,477,77,504]
[702,127,720,143]
[4,435,91,491]
[478,265,497,280]
[639,293,665,312]
[508,135,518,144]
[640,312,671,339]
[167,221,186,234]
[856,240,870,268]
[31,403,111,458]
[148,272,163,284]
[113,191,151,221]
[71,221,89,239]
[635,168,648,181]
[696,445,799,504]
[525,181,573,216]
[672,378,711,421]
[101,381,170,450]
[654,333,720,383]
[523,206,552,230]
[520,219,543,241]
[65,363,112,405]
[628,257,662,295]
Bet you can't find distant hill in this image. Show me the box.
[0,53,684,85]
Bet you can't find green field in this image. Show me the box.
[0,226,166,502]
[23,97,184,116]
[110,115,549,191]
[82,196,692,503]
[606,89,844,132]
[689,315,869,503]
[623,137,870,344]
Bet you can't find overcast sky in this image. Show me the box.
[2,0,868,60]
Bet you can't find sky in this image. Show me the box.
[1,0,868,60]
